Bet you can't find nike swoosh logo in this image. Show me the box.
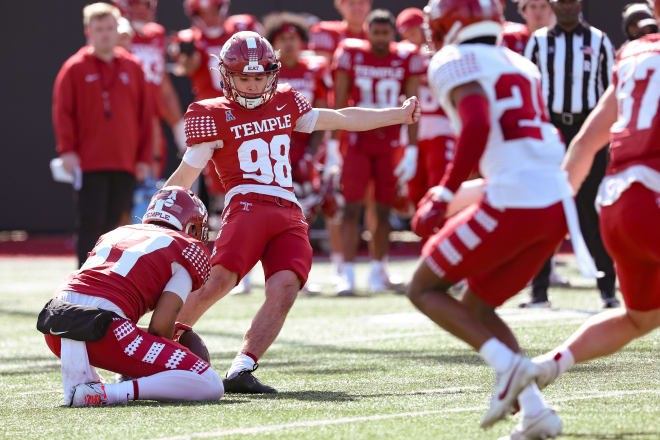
[498,360,519,400]
[49,329,67,336]
[276,104,287,111]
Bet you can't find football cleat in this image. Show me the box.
[367,266,388,293]
[223,365,277,394]
[69,382,109,407]
[481,354,537,429]
[518,301,551,309]
[602,297,621,309]
[532,353,562,390]
[498,408,562,440]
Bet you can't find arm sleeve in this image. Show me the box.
[52,64,78,155]
[182,142,216,168]
[184,103,220,146]
[163,262,193,302]
[136,65,154,164]
[294,109,320,133]
[438,94,491,193]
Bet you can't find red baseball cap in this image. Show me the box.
[396,7,424,35]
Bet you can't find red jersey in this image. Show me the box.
[183,84,314,206]
[279,56,331,161]
[609,34,660,175]
[500,21,531,55]
[60,224,211,323]
[53,46,153,173]
[333,39,424,143]
[131,22,167,117]
[309,20,367,56]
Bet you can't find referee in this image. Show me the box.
[524,0,619,308]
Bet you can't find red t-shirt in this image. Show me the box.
[279,56,331,163]
[52,46,153,173]
[609,34,660,175]
[332,39,424,144]
[60,224,210,323]
[500,21,531,55]
[184,84,314,200]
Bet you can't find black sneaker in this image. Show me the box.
[223,364,277,394]
[518,300,551,309]
[602,298,621,309]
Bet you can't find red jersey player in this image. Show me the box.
[43,187,223,407]
[407,0,599,437]
[332,9,423,294]
[165,31,420,393]
[501,0,554,55]
[309,0,371,62]
[113,0,187,176]
[532,0,660,420]
[396,7,456,204]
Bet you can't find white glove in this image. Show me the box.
[323,139,343,182]
[172,119,187,154]
[394,145,418,185]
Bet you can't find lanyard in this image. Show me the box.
[94,56,119,119]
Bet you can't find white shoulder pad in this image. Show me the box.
[428,45,486,106]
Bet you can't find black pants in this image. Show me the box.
[75,171,136,267]
[530,120,616,301]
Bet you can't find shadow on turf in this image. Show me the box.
[249,390,356,402]
[565,432,660,439]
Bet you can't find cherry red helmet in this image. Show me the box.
[113,0,158,21]
[184,0,230,18]
[218,31,281,109]
[142,186,209,241]
[424,0,503,51]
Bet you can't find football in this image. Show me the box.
[178,330,211,363]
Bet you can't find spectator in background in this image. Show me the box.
[113,0,187,177]
[52,2,153,267]
[525,0,618,308]
[501,0,555,54]
[309,0,371,62]
[621,2,659,44]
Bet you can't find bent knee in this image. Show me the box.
[627,308,660,334]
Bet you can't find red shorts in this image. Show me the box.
[408,136,454,204]
[211,193,313,284]
[600,183,660,311]
[422,199,567,307]
[341,141,397,206]
[44,319,210,378]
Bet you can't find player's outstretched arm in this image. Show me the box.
[165,160,203,189]
[562,85,617,193]
[313,96,421,132]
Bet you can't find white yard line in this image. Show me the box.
[151,389,660,440]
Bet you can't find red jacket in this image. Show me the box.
[53,46,153,173]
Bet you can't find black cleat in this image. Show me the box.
[222,364,277,394]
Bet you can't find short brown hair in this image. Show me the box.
[83,2,121,28]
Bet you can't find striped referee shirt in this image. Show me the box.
[524,22,614,116]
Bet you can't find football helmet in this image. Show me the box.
[184,0,230,18]
[218,31,281,109]
[142,186,209,241]
[113,0,157,21]
[424,0,503,51]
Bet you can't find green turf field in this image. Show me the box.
[1,256,659,439]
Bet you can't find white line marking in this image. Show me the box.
[151,389,660,440]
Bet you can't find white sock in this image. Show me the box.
[479,338,514,374]
[226,353,256,379]
[331,252,344,274]
[553,346,575,375]
[518,383,547,418]
[104,380,135,404]
[343,263,355,283]
[370,259,384,273]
